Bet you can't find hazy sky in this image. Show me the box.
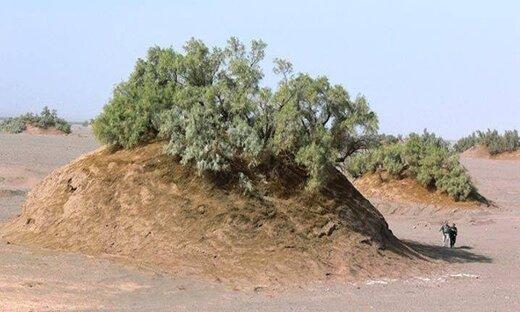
[1,1,518,139]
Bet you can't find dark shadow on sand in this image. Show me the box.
[402,240,492,264]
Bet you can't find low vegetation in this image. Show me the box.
[93,37,378,192]
[454,129,519,155]
[345,131,477,201]
[0,106,71,134]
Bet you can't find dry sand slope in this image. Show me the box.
[0,127,519,311]
[1,142,429,289]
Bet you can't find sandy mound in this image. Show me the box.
[353,173,486,215]
[0,142,427,288]
[461,145,520,161]
[24,124,67,136]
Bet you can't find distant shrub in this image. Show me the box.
[454,129,519,155]
[55,121,72,134]
[0,117,26,133]
[453,133,478,153]
[345,131,477,201]
[0,106,71,134]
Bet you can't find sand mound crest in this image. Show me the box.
[353,173,487,215]
[23,124,67,136]
[461,145,520,161]
[1,142,425,288]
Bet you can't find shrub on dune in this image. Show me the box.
[0,117,26,133]
[93,37,379,192]
[0,106,71,134]
[345,131,478,201]
[454,129,519,155]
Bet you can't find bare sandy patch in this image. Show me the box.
[0,164,42,191]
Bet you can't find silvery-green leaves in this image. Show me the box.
[344,131,478,201]
[94,38,379,191]
[0,106,71,134]
[454,129,519,155]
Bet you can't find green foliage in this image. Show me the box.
[345,131,477,201]
[0,106,71,134]
[55,121,72,134]
[238,172,255,196]
[271,71,378,190]
[94,37,378,191]
[93,46,180,148]
[453,133,478,153]
[435,157,474,200]
[157,38,267,172]
[454,129,520,155]
[342,152,368,178]
[0,117,26,133]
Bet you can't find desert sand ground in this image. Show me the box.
[0,127,519,311]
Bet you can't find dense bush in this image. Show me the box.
[345,131,476,201]
[93,37,378,191]
[0,106,71,134]
[454,129,519,155]
[0,117,26,133]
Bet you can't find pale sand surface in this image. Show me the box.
[0,127,518,311]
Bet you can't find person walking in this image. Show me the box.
[449,223,458,248]
[439,221,450,247]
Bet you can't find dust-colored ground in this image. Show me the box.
[461,145,520,161]
[0,127,519,311]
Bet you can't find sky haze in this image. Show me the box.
[0,0,518,139]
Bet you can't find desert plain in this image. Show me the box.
[0,126,519,311]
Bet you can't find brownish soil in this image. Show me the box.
[461,145,520,160]
[352,173,486,216]
[0,142,427,289]
[24,124,68,136]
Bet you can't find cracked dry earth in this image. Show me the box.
[0,127,519,311]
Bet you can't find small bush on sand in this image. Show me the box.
[345,131,477,201]
[0,106,71,134]
[0,117,27,133]
[94,38,379,192]
[454,129,520,155]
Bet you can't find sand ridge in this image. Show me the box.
[461,145,520,161]
[352,172,489,216]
